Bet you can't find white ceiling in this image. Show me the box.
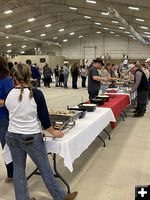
[0,0,150,54]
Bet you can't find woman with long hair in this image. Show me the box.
[0,56,14,183]
[5,64,78,200]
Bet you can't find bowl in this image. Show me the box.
[90,98,105,105]
[78,103,96,112]
[67,107,87,119]
[96,95,110,102]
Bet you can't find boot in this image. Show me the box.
[64,191,78,200]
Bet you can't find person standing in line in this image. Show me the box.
[80,65,88,88]
[26,59,41,88]
[43,63,52,88]
[88,58,110,99]
[63,61,69,89]
[54,65,60,87]
[0,56,14,183]
[5,63,78,200]
[130,64,149,117]
[59,66,64,87]
[71,63,79,89]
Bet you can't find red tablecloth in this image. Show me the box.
[99,94,130,128]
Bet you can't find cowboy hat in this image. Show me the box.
[93,57,104,66]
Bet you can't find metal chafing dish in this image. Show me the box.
[48,108,80,132]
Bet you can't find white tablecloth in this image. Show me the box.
[3,107,115,172]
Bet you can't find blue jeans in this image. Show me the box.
[0,119,13,178]
[6,132,66,200]
[64,74,68,88]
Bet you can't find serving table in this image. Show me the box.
[3,107,115,193]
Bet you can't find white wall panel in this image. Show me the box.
[58,34,150,60]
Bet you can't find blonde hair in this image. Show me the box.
[14,63,33,101]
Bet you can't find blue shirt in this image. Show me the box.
[0,76,14,120]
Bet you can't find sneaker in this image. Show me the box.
[5,177,13,183]
[64,191,78,200]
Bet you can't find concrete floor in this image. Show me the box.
[0,79,150,200]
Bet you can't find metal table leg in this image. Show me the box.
[53,154,70,194]
[98,135,106,147]
[27,154,70,194]
[27,167,39,180]
[122,111,127,118]
[103,129,111,140]
[120,113,125,121]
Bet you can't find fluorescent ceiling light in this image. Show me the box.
[84,16,91,19]
[115,35,120,37]
[70,32,75,35]
[112,21,118,24]
[110,31,115,34]
[86,0,96,4]
[128,6,139,11]
[25,29,31,33]
[45,24,51,28]
[69,7,77,10]
[136,18,144,22]
[6,43,12,47]
[5,24,12,28]
[103,27,109,30]
[22,45,26,48]
[20,51,25,54]
[6,36,9,39]
[101,12,109,16]
[125,31,130,34]
[79,35,83,38]
[40,33,46,37]
[144,32,150,35]
[140,26,148,30]
[129,35,134,37]
[4,10,13,14]
[59,29,64,32]
[96,31,101,34]
[53,37,58,39]
[63,39,68,42]
[119,26,125,30]
[95,22,101,25]
[146,35,150,38]
[28,18,35,22]
[7,50,12,53]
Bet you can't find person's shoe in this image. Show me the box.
[30,198,36,200]
[133,113,144,117]
[133,110,138,113]
[5,177,13,183]
[64,191,78,200]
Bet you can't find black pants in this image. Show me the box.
[81,76,86,87]
[72,76,78,89]
[136,90,148,114]
[88,91,99,100]
[44,77,51,87]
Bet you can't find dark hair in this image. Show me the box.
[14,62,18,65]
[0,56,9,79]
[8,62,14,70]
[26,59,32,65]
[141,63,148,69]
